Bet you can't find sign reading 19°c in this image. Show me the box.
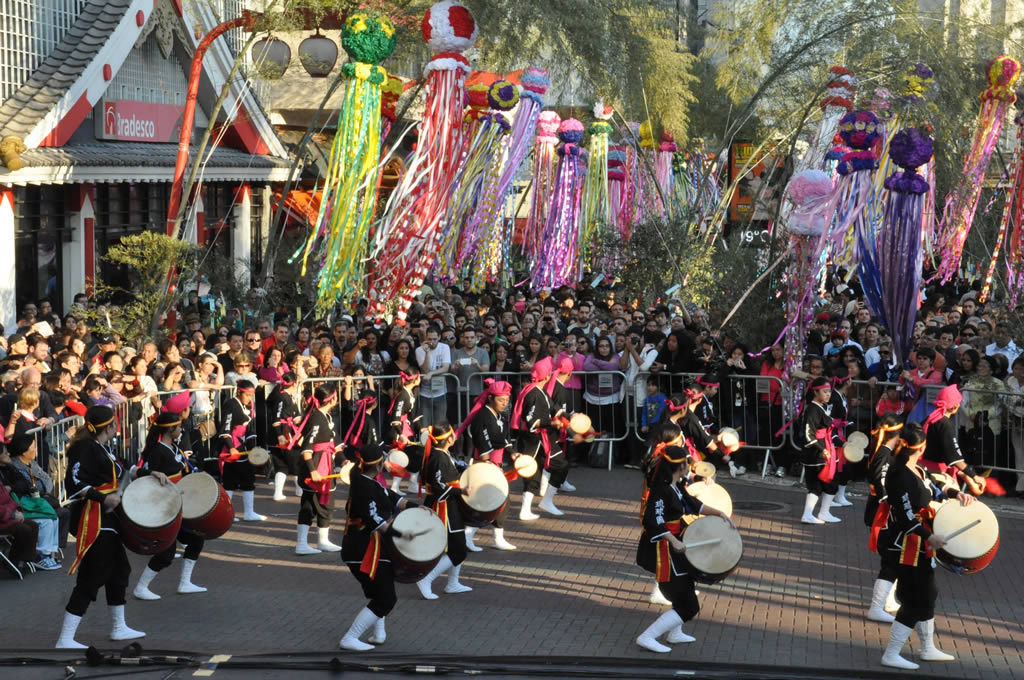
[95,99,185,143]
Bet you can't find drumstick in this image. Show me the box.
[942,519,981,542]
[303,473,343,484]
[397,528,433,540]
[685,538,722,549]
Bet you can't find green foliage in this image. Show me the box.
[83,232,201,346]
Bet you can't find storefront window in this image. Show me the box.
[14,185,69,315]
[93,183,170,288]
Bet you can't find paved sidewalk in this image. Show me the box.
[2,467,1021,678]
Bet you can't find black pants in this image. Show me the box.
[447,528,468,566]
[222,460,255,491]
[878,555,900,583]
[547,453,570,487]
[522,455,543,495]
[347,561,397,617]
[4,519,38,562]
[894,560,936,627]
[66,532,130,615]
[804,464,839,495]
[657,573,700,622]
[149,530,204,571]
[270,447,298,475]
[404,444,424,474]
[298,490,333,528]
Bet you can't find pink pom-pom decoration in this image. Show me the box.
[786,169,834,236]
[786,169,833,205]
[421,1,478,53]
[537,111,561,142]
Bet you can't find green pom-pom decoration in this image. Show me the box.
[588,120,613,135]
[342,12,397,65]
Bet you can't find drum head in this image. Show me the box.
[569,413,592,435]
[844,432,869,462]
[391,507,446,561]
[693,461,717,479]
[683,515,742,574]
[388,449,409,469]
[460,462,509,512]
[719,427,741,452]
[122,476,182,527]
[177,473,220,520]
[932,500,999,559]
[248,447,270,466]
[687,481,733,517]
[339,460,355,485]
[514,455,538,478]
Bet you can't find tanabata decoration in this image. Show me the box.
[369,0,477,323]
[579,101,614,267]
[828,110,883,267]
[985,88,1024,305]
[780,67,856,392]
[794,66,856,176]
[858,127,933,364]
[436,79,517,283]
[656,132,677,217]
[300,11,396,311]
[426,80,486,282]
[457,80,521,289]
[524,110,562,264]
[933,56,1021,283]
[464,68,550,288]
[532,119,586,289]
[608,144,628,237]
[624,122,646,227]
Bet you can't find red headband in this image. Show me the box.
[237,386,255,395]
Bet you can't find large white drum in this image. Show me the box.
[389,507,447,583]
[118,476,182,555]
[932,500,1000,575]
[682,515,743,583]
[458,462,509,527]
[687,479,733,518]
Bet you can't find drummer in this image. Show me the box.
[864,413,903,623]
[294,385,343,555]
[454,378,517,551]
[56,405,170,649]
[640,424,684,608]
[510,357,555,521]
[922,385,987,494]
[415,422,474,599]
[798,377,843,525]
[635,445,734,653]
[540,357,580,513]
[385,368,424,496]
[132,413,207,600]
[216,379,265,522]
[339,443,419,651]
[878,422,974,670]
[827,375,855,509]
[267,371,301,501]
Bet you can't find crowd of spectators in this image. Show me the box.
[3,271,1024,575]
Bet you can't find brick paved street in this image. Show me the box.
[2,466,1022,678]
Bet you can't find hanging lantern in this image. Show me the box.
[298,32,338,78]
[252,37,291,79]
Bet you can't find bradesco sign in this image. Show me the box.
[95,100,186,142]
